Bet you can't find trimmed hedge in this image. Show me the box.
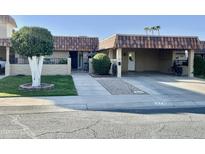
[92,53,111,75]
[194,56,205,76]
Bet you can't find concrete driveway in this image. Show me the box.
[123,73,205,96]
[121,73,205,108]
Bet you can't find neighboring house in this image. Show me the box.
[99,34,205,77]
[0,15,16,75]
[0,15,205,77]
[14,36,98,72]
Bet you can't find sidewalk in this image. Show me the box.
[72,72,110,96]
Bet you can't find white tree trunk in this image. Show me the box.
[28,56,44,87]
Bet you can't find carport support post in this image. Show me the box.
[5,47,10,76]
[188,50,194,77]
[116,48,122,78]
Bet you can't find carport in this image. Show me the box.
[99,34,201,78]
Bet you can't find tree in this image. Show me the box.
[156,25,161,35]
[144,26,150,35]
[11,27,53,87]
[144,26,161,36]
[194,56,205,76]
[151,26,157,35]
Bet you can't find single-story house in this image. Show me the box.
[99,34,205,77]
[1,15,205,78]
[0,15,98,76]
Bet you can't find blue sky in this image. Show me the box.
[12,15,205,40]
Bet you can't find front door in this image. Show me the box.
[69,51,78,69]
[128,52,135,71]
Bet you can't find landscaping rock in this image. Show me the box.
[96,78,146,95]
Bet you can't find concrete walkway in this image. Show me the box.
[72,72,110,96]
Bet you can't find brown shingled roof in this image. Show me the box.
[0,36,99,51]
[54,36,99,51]
[100,34,201,50]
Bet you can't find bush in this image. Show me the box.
[92,53,111,75]
[58,59,67,64]
[194,56,205,76]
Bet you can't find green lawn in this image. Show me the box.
[0,75,77,97]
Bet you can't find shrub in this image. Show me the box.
[58,59,67,64]
[92,53,111,75]
[194,56,205,76]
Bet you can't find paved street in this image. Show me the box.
[1,109,205,139]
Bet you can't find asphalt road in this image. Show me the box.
[1,107,205,139]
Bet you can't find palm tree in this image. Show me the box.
[156,25,161,35]
[150,26,156,35]
[144,27,150,35]
[144,26,161,35]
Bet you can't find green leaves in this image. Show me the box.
[11,26,54,57]
[92,53,111,75]
[144,25,161,35]
[194,56,205,76]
